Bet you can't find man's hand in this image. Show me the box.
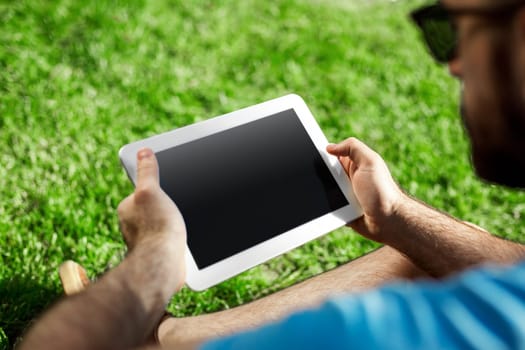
[19,149,189,350]
[327,137,406,243]
[328,137,525,277]
[118,148,186,250]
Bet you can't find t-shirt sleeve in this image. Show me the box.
[199,262,525,350]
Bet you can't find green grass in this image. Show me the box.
[2,0,525,348]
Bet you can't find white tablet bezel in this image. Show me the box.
[119,94,363,291]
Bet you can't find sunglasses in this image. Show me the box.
[411,1,525,64]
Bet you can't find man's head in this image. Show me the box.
[413,0,525,188]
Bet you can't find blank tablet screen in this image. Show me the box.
[156,109,348,269]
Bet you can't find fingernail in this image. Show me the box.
[138,148,153,160]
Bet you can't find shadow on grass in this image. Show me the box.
[0,277,61,349]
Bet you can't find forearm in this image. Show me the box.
[385,195,525,277]
[20,237,183,350]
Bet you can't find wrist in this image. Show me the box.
[134,230,184,252]
[370,192,414,245]
[129,233,187,294]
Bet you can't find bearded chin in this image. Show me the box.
[461,102,525,189]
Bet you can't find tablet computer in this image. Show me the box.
[119,94,363,291]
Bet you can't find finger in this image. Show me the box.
[348,216,367,234]
[117,195,131,218]
[338,156,352,178]
[136,148,159,190]
[327,137,377,166]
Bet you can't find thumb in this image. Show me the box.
[326,137,377,166]
[136,148,159,190]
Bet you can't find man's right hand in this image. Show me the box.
[327,137,407,244]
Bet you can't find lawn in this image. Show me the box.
[2,0,525,348]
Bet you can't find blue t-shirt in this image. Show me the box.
[200,261,525,350]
